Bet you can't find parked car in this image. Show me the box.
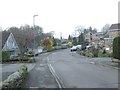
[81,45,86,50]
[86,45,92,50]
[70,46,77,52]
[77,45,82,49]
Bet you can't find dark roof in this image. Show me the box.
[109,23,120,30]
[2,31,11,48]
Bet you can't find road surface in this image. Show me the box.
[47,49,118,88]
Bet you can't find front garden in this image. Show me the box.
[77,46,112,58]
[1,50,35,64]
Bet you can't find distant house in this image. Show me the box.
[109,23,120,39]
[61,39,68,44]
[84,32,92,43]
[103,23,120,52]
[2,31,20,57]
[84,31,106,48]
[84,32,98,46]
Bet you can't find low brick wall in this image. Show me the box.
[0,64,28,89]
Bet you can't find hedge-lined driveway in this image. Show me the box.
[47,49,118,88]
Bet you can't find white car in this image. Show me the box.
[77,45,82,49]
[70,46,77,52]
[86,45,91,50]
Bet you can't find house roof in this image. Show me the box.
[109,23,120,30]
[2,31,11,48]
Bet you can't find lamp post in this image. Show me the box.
[33,15,38,62]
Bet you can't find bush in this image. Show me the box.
[102,49,106,54]
[54,46,62,50]
[85,52,94,57]
[98,52,111,57]
[1,65,28,89]
[46,46,54,52]
[2,51,11,61]
[28,57,34,63]
[91,48,99,57]
[113,36,120,60]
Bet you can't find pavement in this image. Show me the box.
[47,49,119,88]
[23,53,58,88]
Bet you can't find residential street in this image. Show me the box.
[1,0,120,89]
[1,49,119,88]
[47,49,118,88]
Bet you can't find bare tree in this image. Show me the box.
[75,26,84,35]
[101,24,110,35]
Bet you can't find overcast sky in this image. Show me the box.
[0,0,119,38]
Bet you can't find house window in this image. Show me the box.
[13,42,15,47]
[7,41,9,47]
[10,51,17,57]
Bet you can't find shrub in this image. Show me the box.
[1,65,28,89]
[2,51,11,61]
[91,46,99,57]
[98,52,109,57]
[113,36,120,60]
[47,47,54,52]
[85,52,94,57]
[102,49,106,54]
[28,57,34,63]
[54,46,62,50]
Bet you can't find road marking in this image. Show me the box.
[47,57,64,89]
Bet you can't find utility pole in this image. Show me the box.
[33,15,38,62]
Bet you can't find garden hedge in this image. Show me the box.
[113,36,120,60]
[2,51,11,61]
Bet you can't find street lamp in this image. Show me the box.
[33,15,38,28]
[33,15,38,62]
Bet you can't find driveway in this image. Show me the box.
[47,49,118,88]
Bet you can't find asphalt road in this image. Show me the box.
[47,49,118,88]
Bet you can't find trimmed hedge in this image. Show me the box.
[2,51,11,61]
[113,36,120,60]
